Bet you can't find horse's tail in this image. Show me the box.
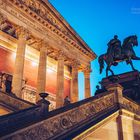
[98,55,105,74]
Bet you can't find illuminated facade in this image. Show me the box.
[0,0,96,109]
[0,1,140,140]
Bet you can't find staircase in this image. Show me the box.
[0,84,140,140]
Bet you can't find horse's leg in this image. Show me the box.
[106,66,109,77]
[132,56,140,60]
[129,60,137,71]
[109,67,115,75]
[106,65,114,77]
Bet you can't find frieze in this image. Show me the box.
[3,92,116,139]
[0,0,95,64]
[6,7,44,34]
[16,0,74,40]
[0,12,7,24]
[0,0,6,9]
[1,92,140,140]
[5,0,95,60]
[122,98,140,115]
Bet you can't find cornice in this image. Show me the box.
[41,0,96,56]
[6,0,96,60]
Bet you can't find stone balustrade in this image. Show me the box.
[0,91,34,111]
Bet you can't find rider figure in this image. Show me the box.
[107,35,121,59]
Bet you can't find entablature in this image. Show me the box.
[0,0,96,61]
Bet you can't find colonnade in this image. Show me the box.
[12,26,91,108]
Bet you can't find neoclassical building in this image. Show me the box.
[0,0,96,109]
[0,1,140,140]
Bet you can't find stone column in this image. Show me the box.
[36,42,47,102]
[84,67,91,98]
[71,61,79,102]
[12,26,28,98]
[56,52,64,108]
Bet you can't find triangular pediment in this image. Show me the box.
[9,0,95,59]
[41,0,93,52]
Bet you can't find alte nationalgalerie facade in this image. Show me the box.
[0,0,96,110]
[0,1,140,140]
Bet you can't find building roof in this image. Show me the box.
[41,0,97,60]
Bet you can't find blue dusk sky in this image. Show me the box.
[49,0,140,100]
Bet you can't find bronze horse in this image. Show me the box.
[98,35,140,77]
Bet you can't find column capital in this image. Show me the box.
[57,50,65,60]
[83,66,92,77]
[71,59,80,69]
[16,26,29,39]
[37,40,48,52]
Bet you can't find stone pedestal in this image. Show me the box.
[36,45,47,102]
[56,53,64,108]
[100,71,140,104]
[12,27,27,98]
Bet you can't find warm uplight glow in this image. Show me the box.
[31,61,38,67]
[11,52,16,60]
[47,68,53,73]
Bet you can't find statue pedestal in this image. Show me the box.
[100,71,140,104]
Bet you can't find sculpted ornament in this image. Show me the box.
[16,0,71,38]
[84,65,92,77]
[0,0,6,8]
[57,50,65,60]
[0,12,7,25]
[1,93,120,139]
[71,59,80,69]
[16,26,29,39]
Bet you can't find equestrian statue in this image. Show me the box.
[98,35,140,77]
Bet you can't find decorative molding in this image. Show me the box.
[57,50,65,60]
[2,92,116,139]
[16,26,30,39]
[121,98,140,115]
[5,0,95,60]
[0,1,94,68]
[83,65,92,77]
[71,59,80,69]
[0,0,6,9]
[0,91,33,110]
[1,91,140,139]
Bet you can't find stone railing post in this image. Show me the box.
[106,83,123,104]
[37,93,50,116]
